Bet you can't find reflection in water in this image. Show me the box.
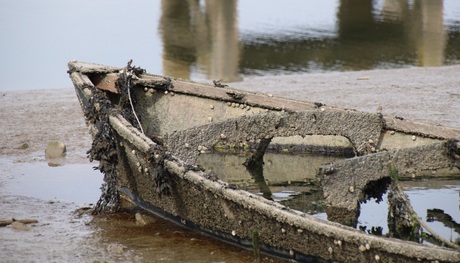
[199,150,460,245]
[159,0,458,80]
[160,0,240,82]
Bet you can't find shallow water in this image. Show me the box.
[0,159,102,204]
[359,183,460,244]
[1,0,460,90]
[199,151,460,245]
[0,159,285,262]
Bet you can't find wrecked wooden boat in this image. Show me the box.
[68,60,460,262]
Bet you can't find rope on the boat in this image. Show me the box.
[125,60,145,134]
[393,182,460,250]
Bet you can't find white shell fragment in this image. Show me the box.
[349,186,355,193]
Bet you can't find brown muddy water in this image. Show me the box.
[0,158,285,263]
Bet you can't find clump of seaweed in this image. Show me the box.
[84,60,153,213]
[147,146,171,196]
[84,88,122,213]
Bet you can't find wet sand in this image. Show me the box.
[0,66,459,262]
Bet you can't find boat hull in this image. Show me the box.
[69,61,460,262]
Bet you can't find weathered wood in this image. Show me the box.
[69,60,460,263]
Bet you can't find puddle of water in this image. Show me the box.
[198,151,460,245]
[1,158,103,204]
[353,182,460,244]
[0,158,285,262]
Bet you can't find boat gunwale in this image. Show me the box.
[69,61,460,140]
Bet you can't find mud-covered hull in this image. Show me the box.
[69,61,460,262]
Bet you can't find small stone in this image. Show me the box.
[297,229,303,233]
[231,230,236,236]
[246,106,251,111]
[144,168,149,173]
[131,150,136,155]
[281,228,286,233]
[390,130,395,135]
[208,117,213,122]
[227,102,232,107]
[375,254,380,261]
[412,135,416,141]
[220,134,227,140]
[164,90,169,95]
[144,87,148,92]
[9,221,31,231]
[368,139,374,145]
[197,145,207,152]
[267,93,273,97]
[370,147,376,152]
[240,104,245,109]
[45,141,66,158]
[328,247,333,254]
[184,143,190,148]
[359,244,366,252]
[136,162,141,167]
[337,240,342,247]
[149,88,154,94]
[210,105,214,110]
[320,107,325,112]
[365,243,370,250]
[349,186,355,193]
[14,142,29,150]
[289,249,294,256]
[135,212,147,225]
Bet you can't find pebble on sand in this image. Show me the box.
[45,141,67,158]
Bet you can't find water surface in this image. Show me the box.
[1,0,460,90]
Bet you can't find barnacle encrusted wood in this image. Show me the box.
[69,60,460,263]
